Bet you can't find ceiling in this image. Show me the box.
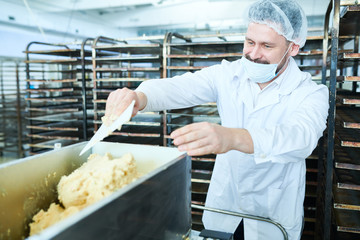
[0,0,330,40]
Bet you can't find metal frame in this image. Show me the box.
[192,204,288,240]
[80,38,94,140]
[321,0,360,239]
[91,36,127,133]
[91,35,164,146]
[315,3,334,236]
[322,0,340,239]
[0,59,27,158]
[25,40,93,154]
[162,32,192,146]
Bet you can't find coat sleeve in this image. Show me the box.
[135,64,221,112]
[247,84,329,164]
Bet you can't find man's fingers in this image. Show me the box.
[170,122,207,139]
[105,88,137,118]
[186,145,215,156]
[172,126,205,146]
[105,89,124,117]
[170,125,192,139]
[177,137,209,152]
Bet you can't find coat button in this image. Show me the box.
[260,153,266,159]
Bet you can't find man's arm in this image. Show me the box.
[105,62,221,119]
[170,122,254,156]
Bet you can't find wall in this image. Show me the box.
[0,0,137,58]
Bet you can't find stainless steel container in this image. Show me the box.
[0,142,191,240]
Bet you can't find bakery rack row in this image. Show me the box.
[319,0,360,239]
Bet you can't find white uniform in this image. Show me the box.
[137,57,329,240]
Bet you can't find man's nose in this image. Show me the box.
[248,45,262,61]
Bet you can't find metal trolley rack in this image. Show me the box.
[163,32,241,232]
[24,41,93,155]
[0,59,27,159]
[320,0,360,239]
[91,36,164,146]
[295,35,329,240]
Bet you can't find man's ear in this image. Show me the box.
[290,44,300,56]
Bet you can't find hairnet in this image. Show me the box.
[247,0,308,47]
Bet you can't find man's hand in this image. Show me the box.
[170,122,254,156]
[105,87,147,119]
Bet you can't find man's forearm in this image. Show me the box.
[229,128,254,154]
[135,91,147,111]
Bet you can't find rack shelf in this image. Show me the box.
[91,36,164,146]
[0,60,27,159]
[320,0,360,239]
[25,40,94,154]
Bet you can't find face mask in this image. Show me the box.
[241,44,292,83]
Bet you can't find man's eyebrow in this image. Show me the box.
[245,37,276,46]
[262,41,276,46]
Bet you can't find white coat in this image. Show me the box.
[136,57,329,240]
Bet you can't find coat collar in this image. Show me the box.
[275,57,304,96]
[231,57,303,112]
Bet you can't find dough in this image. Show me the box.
[29,203,79,236]
[101,115,123,131]
[58,152,137,208]
[101,115,116,127]
[29,152,138,236]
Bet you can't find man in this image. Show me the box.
[104,0,329,239]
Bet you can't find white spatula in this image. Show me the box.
[79,100,135,156]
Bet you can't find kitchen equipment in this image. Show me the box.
[79,100,135,156]
[191,205,288,240]
[0,142,191,240]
